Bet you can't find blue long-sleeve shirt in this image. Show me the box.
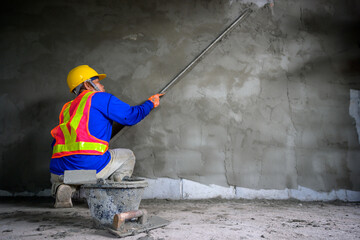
[50,92,153,175]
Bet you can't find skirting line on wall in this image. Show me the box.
[142,178,360,202]
[1,178,359,202]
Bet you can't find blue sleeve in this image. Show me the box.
[107,95,154,126]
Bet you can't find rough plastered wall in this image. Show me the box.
[0,0,359,199]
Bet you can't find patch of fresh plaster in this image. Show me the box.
[182,179,236,199]
[163,178,359,201]
[143,178,182,199]
[288,186,340,201]
[345,190,360,202]
[236,187,289,200]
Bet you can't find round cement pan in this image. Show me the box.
[82,179,148,227]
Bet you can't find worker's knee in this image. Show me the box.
[121,149,135,161]
[110,148,136,166]
[127,150,135,166]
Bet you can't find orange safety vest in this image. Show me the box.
[51,90,109,158]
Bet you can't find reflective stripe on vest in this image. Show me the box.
[51,91,109,158]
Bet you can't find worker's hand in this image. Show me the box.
[148,93,165,108]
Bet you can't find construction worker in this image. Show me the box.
[50,65,163,208]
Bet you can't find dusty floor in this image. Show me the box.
[0,198,359,240]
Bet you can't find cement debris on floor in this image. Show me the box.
[0,197,359,239]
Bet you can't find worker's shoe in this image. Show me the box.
[109,173,124,182]
[54,184,74,208]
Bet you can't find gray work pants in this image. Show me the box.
[50,148,136,196]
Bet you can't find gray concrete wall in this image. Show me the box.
[1,0,359,194]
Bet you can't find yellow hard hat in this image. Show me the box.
[67,65,106,92]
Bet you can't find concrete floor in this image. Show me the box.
[0,197,359,240]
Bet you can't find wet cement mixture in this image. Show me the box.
[0,197,359,239]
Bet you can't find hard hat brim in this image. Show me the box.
[98,74,106,80]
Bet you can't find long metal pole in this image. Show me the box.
[158,8,252,94]
[110,8,252,141]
